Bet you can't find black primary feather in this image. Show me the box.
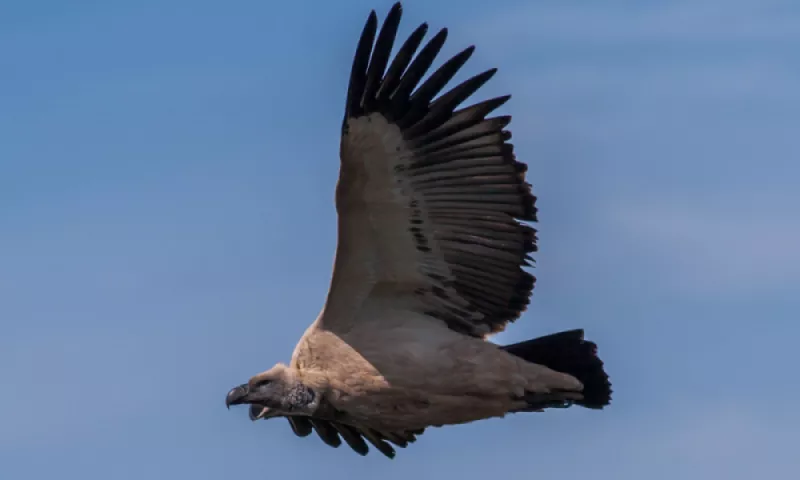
[274,416,423,459]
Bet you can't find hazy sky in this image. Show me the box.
[2,1,798,479]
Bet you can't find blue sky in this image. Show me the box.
[1,0,798,478]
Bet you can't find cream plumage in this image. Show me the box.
[225,2,612,458]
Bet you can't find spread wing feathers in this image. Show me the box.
[249,406,422,458]
[331,2,537,337]
[298,417,424,459]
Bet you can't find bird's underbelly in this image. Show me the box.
[299,308,531,430]
[330,386,520,431]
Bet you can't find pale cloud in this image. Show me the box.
[460,0,800,104]
[617,402,800,479]
[0,328,171,448]
[445,400,800,480]
[665,405,794,464]
[650,402,800,479]
[508,60,799,104]
[610,193,800,294]
[469,0,800,46]
[455,0,799,152]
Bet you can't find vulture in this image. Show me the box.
[225,2,612,459]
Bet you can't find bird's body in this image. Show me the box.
[290,308,581,432]
[225,2,612,458]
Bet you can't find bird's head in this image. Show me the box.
[225,363,320,417]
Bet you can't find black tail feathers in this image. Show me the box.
[501,329,612,409]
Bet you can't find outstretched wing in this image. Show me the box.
[249,406,424,459]
[323,2,537,338]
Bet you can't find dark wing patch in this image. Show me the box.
[287,417,424,459]
[252,414,424,459]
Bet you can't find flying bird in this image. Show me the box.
[225,2,612,459]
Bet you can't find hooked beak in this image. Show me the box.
[225,384,250,409]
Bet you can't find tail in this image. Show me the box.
[501,329,612,410]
